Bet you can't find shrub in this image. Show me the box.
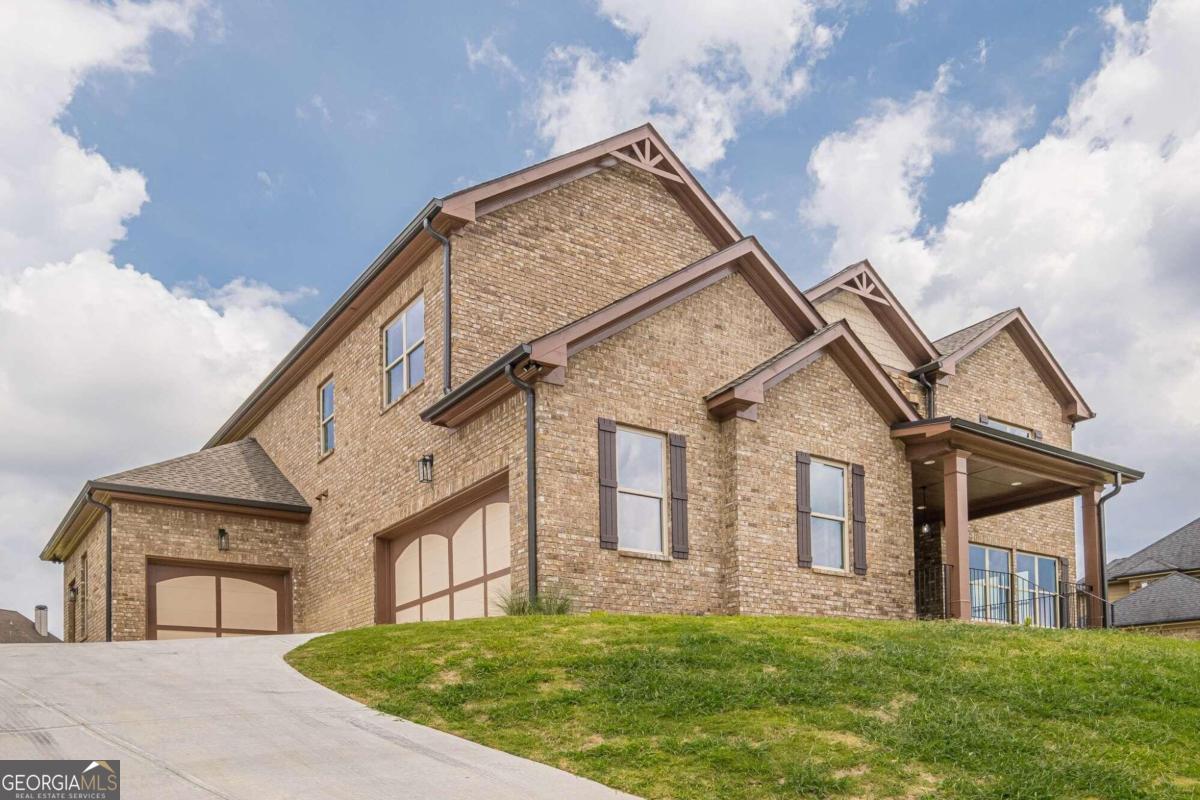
[497,587,573,616]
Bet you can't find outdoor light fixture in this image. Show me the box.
[922,459,936,465]
[217,528,229,551]
[418,453,434,483]
[918,487,931,534]
[1010,481,1023,486]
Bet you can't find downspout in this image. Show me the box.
[504,364,537,602]
[915,370,937,418]
[1096,472,1123,629]
[83,490,113,643]
[423,217,452,395]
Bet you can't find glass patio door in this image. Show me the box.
[969,544,1011,622]
[1015,552,1058,627]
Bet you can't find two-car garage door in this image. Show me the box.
[147,562,291,639]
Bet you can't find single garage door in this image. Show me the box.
[387,488,510,623]
[147,562,291,639]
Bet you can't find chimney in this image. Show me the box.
[34,605,48,638]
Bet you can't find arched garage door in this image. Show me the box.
[147,562,291,639]
[386,488,510,623]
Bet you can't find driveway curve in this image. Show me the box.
[0,634,633,799]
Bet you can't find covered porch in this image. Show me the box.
[892,417,1143,628]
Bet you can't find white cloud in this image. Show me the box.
[295,93,330,123]
[714,186,775,230]
[535,0,838,171]
[970,104,1035,158]
[896,0,924,13]
[0,0,307,634]
[466,35,522,82]
[975,38,989,65]
[803,0,1200,555]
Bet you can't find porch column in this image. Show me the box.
[1080,485,1104,628]
[942,449,971,620]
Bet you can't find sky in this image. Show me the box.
[2,0,1196,636]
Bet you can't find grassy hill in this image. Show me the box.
[286,614,1200,799]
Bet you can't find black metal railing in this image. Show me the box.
[913,563,1111,629]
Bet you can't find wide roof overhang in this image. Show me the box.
[893,417,1143,520]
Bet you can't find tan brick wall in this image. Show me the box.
[108,500,305,641]
[61,516,105,642]
[937,329,1072,448]
[245,164,711,630]
[730,354,916,619]
[816,290,915,370]
[535,272,795,614]
[935,329,1079,583]
[451,163,716,383]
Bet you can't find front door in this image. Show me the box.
[386,487,511,623]
[1015,552,1059,627]
[147,562,291,639]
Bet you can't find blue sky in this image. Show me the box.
[72,1,1122,320]
[3,0,1197,632]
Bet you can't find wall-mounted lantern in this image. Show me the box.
[217,528,230,551]
[418,453,434,483]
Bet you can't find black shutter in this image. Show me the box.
[598,418,618,549]
[851,464,867,575]
[669,433,688,559]
[796,452,812,567]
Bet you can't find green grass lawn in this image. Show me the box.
[286,614,1200,799]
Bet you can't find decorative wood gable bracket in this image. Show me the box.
[608,137,684,184]
[804,260,939,369]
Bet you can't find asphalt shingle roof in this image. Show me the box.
[0,609,59,643]
[95,439,308,511]
[933,309,1015,357]
[1112,571,1200,627]
[1107,516,1200,579]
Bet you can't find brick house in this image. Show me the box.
[40,126,1142,641]
[1108,517,1200,638]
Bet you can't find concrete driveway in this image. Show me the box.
[0,634,633,799]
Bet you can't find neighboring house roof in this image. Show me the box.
[41,439,310,562]
[804,259,940,368]
[423,237,827,428]
[206,123,740,448]
[705,321,920,425]
[919,308,1094,422]
[1108,516,1200,580]
[1112,571,1200,628]
[0,610,59,643]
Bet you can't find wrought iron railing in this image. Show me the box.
[913,563,1111,629]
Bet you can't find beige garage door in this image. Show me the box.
[147,562,291,639]
[388,488,510,623]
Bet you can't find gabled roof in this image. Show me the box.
[805,259,939,368]
[93,439,308,511]
[1113,571,1200,628]
[920,308,1095,422]
[207,125,742,448]
[1108,516,1200,579]
[422,238,827,428]
[0,610,60,643]
[41,439,309,561]
[705,321,920,424]
[441,123,741,248]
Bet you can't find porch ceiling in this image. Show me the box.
[894,417,1143,521]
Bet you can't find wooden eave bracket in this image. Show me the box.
[609,138,685,183]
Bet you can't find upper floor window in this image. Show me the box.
[810,460,847,570]
[384,295,425,406]
[980,415,1034,439]
[319,379,335,455]
[616,427,665,553]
